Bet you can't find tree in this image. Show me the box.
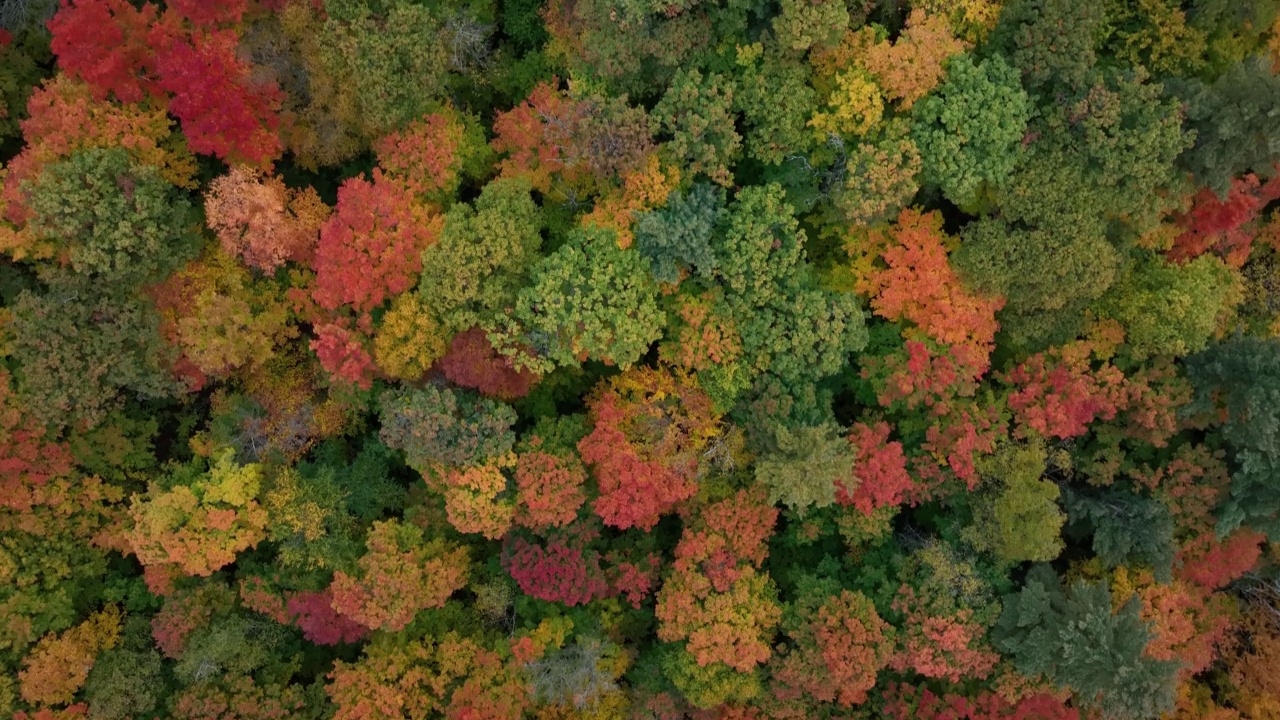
[954,218,1119,349]
[1098,255,1241,361]
[1170,173,1280,267]
[312,175,440,319]
[315,0,451,139]
[22,147,196,285]
[1183,336,1280,540]
[633,183,722,284]
[1172,55,1280,197]
[656,490,781,674]
[773,585,894,708]
[578,366,719,530]
[7,278,182,433]
[81,616,165,720]
[0,368,75,512]
[204,167,329,273]
[832,120,923,226]
[965,438,1066,565]
[0,75,196,234]
[889,584,1001,683]
[438,329,540,401]
[808,68,884,140]
[514,441,588,531]
[417,177,542,334]
[772,0,848,52]
[755,422,857,515]
[863,9,968,109]
[370,293,449,383]
[442,455,517,539]
[497,225,664,373]
[329,519,469,632]
[711,184,868,391]
[1001,70,1192,240]
[127,449,269,577]
[18,606,121,707]
[1066,487,1175,581]
[169,677,309,720]
[993,565,1180,720]
[995,0,1105,92]
[911,54,1030,209]
[857,208,1004,379]
[150,249,296,384]
[151,26,285,166]
[1001,341,1127,440]
[653,69,740,186]
[503,534,611,606]
[884,684,1081,720]
[373,108,490,205]
[377,385,518,473]
[327,632,528,720]
[732,46,816,166]
[841,420,915,515]
[47,0,160,103]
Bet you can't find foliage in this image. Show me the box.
[994,565,1180,719]
[329,519,469,632]
[2,3,1277,718]
[497,225,664,372]
[911,54,1031,209]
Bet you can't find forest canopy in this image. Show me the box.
[2,0,1280,719]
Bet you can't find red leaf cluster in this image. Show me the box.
[503,536,611,606]
[312,177,440,317]
[840,420,914,514]
[439,328,539,401]
[1002,341,1127,440]
[1171,173,1280,267]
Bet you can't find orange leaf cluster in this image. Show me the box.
[205,167,328,272]
[18,606,121,706]
[329,520,469,631]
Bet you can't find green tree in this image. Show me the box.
[7,277,181,433]
[755,422,856,515]
[23,147,196,286]
[993,566,1180,720]
[964,438,1065,565]
[318,0,452,138]
[1183,336,1280,540]
[1097,254,1241,361]
[1170,55,1280,198]
[418,177,543,333]
[653,68,741,186]
[633,183,722,284]
[911,54,1031,210]
[378,385,518,472]
[1064,487,1175,582]
[1001,70,1192,239]
[497,225,664,372]
[994,0,1105,92]
[733,45,817,166]
[954,217,1119,349]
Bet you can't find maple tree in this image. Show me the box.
[126,449,269,577]
[18,606,120,707]
[204,167,328,273]
[863,9,968,109]
[329,520,468,633]
[578,366,719,530]
[773,585,894,708]
[151,26,285,166]
[327,632,528,720]
[47,0,160,104]
[311,175,440,319]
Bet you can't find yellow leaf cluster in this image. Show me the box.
[373,292,449,381]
